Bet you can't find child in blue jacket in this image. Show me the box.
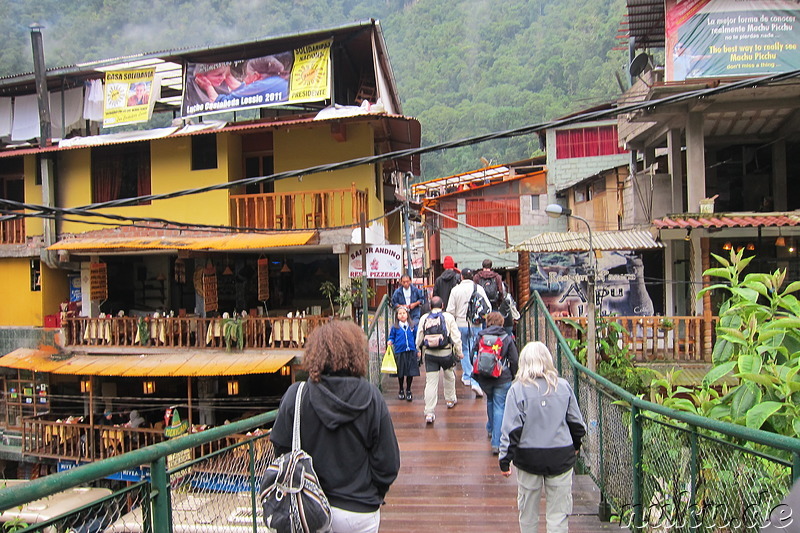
[387,306,420,401]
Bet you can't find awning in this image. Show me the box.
[654,213,800,230]
[48,232,318,253]
[504,230,663,253]
[0,348,298,377]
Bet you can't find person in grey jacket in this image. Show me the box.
[499,341,586,533]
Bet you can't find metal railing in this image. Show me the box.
[366,294,392,388]
[519,291,800,531]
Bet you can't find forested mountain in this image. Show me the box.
[0,0,626,179]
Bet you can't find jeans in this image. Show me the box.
[330,506,380,533]
[517,468,573,533]
[483,380,512,448]
[459,326,479,386]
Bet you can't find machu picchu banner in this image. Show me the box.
[182,39,331,117]
[665,0,800,81]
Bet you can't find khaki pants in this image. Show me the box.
[423,354,457,416]
[517,468,573,533]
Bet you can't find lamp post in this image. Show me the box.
[545,204,597,372]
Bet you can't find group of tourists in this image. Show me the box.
[267,257,586,533]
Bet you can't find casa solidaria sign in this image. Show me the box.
[348,245,403,279]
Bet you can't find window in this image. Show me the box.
[574,186,587,203]
[439,200,458,229]
[465,197,520,227]
[91,142,151,204]
[555,125,626,159]
[244,155,275,195]
[531,195,540,211]
[191,134,217,170]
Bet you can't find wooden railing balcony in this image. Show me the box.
[63,315,327,349]
[230,183,369,230]
[0,212,25,244]
[554,315,718,363]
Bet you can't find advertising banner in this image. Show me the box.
[529,251,655,317]
[666,0,800,81]
[182,39,331,117]
[348,245,403,279]
[103,68,155,127]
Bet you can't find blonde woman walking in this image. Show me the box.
[499,341,586,533]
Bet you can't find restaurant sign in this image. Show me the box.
[182,39,332,117]
[348,245,403,279]
[665,0,800,81]
[59,460,149,482]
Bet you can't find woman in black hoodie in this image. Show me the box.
[472,311,519,455]
[270,320,400,533]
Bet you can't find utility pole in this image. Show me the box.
[402,172,414,279]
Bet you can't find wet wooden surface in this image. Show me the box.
[379,373,625,532]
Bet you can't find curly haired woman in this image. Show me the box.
[270,320,400,533]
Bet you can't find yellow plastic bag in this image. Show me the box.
[381,344,397,374]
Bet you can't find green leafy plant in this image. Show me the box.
[695,248,800,436]
[658,317,674,331]
[136,317,150,345]
[222,315,244,351]
[319,277,375,318]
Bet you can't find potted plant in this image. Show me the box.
[658,318,674,332]
[320,277,375,319]
[222,315,244,351]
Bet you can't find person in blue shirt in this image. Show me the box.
[198,56,289,104]
[391,275,426,326]
[387,306,419,401]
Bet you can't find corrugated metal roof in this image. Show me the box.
[0,348,297,377]
[48,232,318,252]
[505,230,663,253]
[654,214,800,229]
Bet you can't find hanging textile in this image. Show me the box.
[203,272,218,313]
[258,258,270,301]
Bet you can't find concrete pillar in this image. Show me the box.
[666,129,685,213]
[338,253,352,318]
[772,139,787,211]
[686,113,706,212]
[663,242,675,316]
[690,234,704,316]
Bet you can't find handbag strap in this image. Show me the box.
[292,382,305,452]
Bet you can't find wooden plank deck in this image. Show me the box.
[379,373,623,532]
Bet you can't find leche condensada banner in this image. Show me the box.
[666,0,800,81]
[182,39,331,117]
[348,245,403,279]
[103,68,155,127]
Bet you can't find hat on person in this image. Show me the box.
[443,256,455,269]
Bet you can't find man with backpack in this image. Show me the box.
[446,268,491,398]
[473,259,505,311]
[433,255,461,309]
[472,312,519,455]
[416,296,462,425]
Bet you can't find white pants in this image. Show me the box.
[330,506,380,533]
[517,468,573,533]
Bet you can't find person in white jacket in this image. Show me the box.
[446,268,491,397]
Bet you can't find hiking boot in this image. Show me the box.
[471,383,484,398]
[446,400,457,409]
[461,376,471,386]
[425,413,435,424]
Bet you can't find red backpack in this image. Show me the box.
[473,333,507,378]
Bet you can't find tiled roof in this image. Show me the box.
[654,213,800,229]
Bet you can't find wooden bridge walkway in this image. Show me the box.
[379,373,624,532]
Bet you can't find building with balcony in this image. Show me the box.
[0,20,419,467]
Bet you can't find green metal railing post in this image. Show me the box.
[151,456,170,533]
[690,426,698,530]
[794,452,800,483]
[597,390,611,521]
[249,440,258,533]
[631,405,643,530]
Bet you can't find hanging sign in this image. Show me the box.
[89,263,108,301]
[348,245,403,279]
[258,258,270,301]
[103,68,155,127]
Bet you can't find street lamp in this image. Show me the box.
[545,204,597,372]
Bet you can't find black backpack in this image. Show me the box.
[422,311,450,349]
[467,285,491,326]
[479,276,499,304]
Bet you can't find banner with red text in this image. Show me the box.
[348,245,403,279]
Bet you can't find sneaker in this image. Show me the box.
[491,446,499,455]
[461,377,471,386]
[398,391,405,400]
[471,383,484,398]
[406,390,413,402]
[425,413,435,424]
[446,400,457,409]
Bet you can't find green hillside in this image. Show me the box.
[0,0,627,179]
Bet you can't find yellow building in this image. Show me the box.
[0,21,418,457]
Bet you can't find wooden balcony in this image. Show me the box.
[0,213,25,244]
[555,315,718,362]
[63,315,327,349]
[230,184,369,230]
